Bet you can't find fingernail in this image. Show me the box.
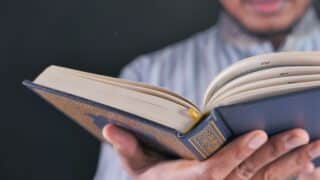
[102,125,112,142]
[284,135,308,150]
[103,132,111,142]
[248,132,267,149]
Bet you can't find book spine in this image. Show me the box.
[180,111,232,160]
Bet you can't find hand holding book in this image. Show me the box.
[104,124,320,179]
[23,51,320,178]
[23,51,320,160]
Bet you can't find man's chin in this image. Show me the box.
[242,26,294,40]
[220,7,306,40]
[226,13,299,40]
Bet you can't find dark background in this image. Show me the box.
[1,0,221,179]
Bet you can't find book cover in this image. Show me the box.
[217,86,320,140]
[23,79,320,162]
[23,80,230,160]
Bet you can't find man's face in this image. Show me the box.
[220,0,312,35]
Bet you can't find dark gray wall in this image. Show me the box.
[1,0,220,179]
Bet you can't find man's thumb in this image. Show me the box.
[102,124,152,175]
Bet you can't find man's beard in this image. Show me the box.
[221,8,304,40]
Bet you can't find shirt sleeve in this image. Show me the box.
[119,55,151,81]
[93,56,150,180]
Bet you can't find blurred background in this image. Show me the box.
[1,0,221,179]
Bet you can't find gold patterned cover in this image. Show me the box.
[25,81,199,159]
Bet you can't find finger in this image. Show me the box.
[227,128,309,179]
[103,124,159,175]
[252,140,320,180]
[203,130,268,179]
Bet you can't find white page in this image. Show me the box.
[203,52,320,107]
[204,66,320,111]
[204,74,320,112]
[213,81,320,108]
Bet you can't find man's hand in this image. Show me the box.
[103,124,320,180]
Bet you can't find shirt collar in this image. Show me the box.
[217,7,320,53]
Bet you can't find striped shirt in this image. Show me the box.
[94,7,320,180]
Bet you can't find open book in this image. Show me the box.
[23,51,320,160]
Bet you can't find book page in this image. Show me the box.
[213,81,320,108]
[34,67,200,133]
[204,74,320,112]
[203,52,320,107]
[46,66,199,111]
[204,66,320,111]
